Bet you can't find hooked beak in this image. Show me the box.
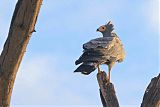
[96,29,99,32]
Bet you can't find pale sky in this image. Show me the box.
[0,0,159,107]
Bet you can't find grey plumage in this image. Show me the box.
[74,21,125,80]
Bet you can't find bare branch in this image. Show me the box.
[97,71,119,107]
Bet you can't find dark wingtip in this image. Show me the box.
[74,64,97,75]
[74,69,79,73]
[75,60,80,65]
[74,70,91,75]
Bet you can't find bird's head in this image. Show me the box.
[96,21,114,36]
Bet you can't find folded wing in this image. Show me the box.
[74,33,125,74]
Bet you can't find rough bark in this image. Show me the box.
[97,71,119,107]
[141,74,160,107]
[0,0,42,106]
[97,71,160,107]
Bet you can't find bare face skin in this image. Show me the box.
[97,25,106,32]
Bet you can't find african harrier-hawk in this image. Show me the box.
[74,21,125,82]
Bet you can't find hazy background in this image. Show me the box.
[0,0,159,107]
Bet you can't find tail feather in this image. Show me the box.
[74,63,97,75]
[75,60,81,65]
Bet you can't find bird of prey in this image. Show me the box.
[74,21,125,82]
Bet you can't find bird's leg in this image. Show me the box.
[98,65,101,73]
[107,62,115,83]
[107,65,111,83]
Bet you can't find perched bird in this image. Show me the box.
[74,21,125,82]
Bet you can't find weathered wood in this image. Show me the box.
[141,74,160,107]
[0,0,42,106]
[97,71,119,107]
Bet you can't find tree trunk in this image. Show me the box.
[0,0,42,106]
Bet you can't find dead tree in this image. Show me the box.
[97,71,160,107]
[141,74,160,107]
[97,71,119,107]
[0,0,42,106]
